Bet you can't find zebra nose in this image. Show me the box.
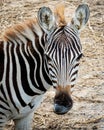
[53,85,73,114]
[53,97,73,114]
[54,101,73,114]
[54,104,68,114]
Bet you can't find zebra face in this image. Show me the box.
[44,26,83,114]
[45,26,82,87]
[38,4,89,114]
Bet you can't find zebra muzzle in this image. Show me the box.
[53,86,73,114]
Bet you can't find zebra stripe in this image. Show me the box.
[0,24,82,129]
[0,25,53,126]
[44,26,82,87]
[0,4,90,129]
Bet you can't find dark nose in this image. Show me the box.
[53,94,73,114]
[54,103,72,114]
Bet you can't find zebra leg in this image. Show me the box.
[0,122,7,130]
[0,124,5,130]
[0,127,4,130]
[14,111,34,130]
[0,118,8,130]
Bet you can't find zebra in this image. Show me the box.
[0,4,90,130]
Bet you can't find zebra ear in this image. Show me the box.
[71,4,90,32]
[38,7,56,33]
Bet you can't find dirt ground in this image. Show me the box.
[0,0,104,130]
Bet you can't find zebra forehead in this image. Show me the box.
[51,28,79,46]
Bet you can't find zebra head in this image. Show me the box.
[38,4,90,114]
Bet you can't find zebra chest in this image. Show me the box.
[0,82,45,119]
[12,94,45,119]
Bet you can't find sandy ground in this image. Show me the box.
[0,0,104,130]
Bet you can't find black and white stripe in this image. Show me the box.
[0,24,82,130]
[0,4,90,129]
[45,26,82,88]
[0,27,53,128]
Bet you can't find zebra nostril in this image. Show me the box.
[67,100,73,109]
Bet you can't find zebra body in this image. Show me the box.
[0,21,51,121]
[0,4,89,130]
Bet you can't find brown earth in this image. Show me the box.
[0,0,104,130]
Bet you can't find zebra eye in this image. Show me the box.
[71,85,74,88]
[76,53,83,61]
[53,86,56,89]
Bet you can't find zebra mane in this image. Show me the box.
[54,3,66,26]
[2,4,66,42]
[2,18,42,42]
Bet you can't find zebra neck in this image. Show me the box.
[28,36,52,91]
